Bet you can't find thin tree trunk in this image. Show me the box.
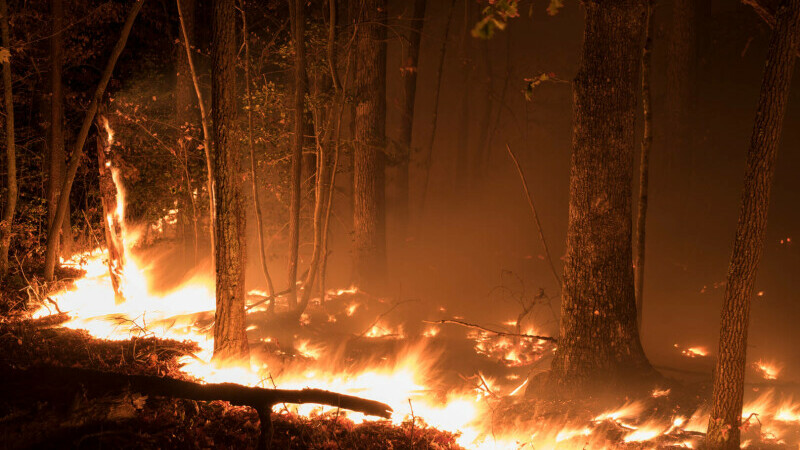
[396,0,426,241]
[548,0,653,394]
[43,0,144,281]
[287,0,307,309]
[46,0,73,263]
[0,0,16,277]
[705,1,800,448]
[352,0,389,294]
[240,2,275,299]
[418,0,456,217]
[211,0,249,362]
[175,0,198,263]
[95,113,125,303]
[177,0,215,267]
[635,0,655,332]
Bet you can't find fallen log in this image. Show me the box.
[2,365,393,449]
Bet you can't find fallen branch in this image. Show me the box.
[424,319,557,343]
[1,313,69,330]
[3,365,393,449]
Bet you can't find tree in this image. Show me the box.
[634,0,655,331]
[395,0,426,241]
[44,0,144,281]
[45,0,73,264]
[286,0,307,310]
[705,1,800,447]
[95,113,125,303]
[352,0,388,294]
[548,0,653,394]
[211,0,249,361]
[0,0,16,277]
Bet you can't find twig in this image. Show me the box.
[354,299,419,339]
[505,143,561,288]
[424,318,557,342]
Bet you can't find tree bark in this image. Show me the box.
[0,0,16,277]
[46,0,73,263]
[241,2,275,300]
[287,0,307,309]
[635,0,655,332]
[211,0,249,362]
[705,1,800,448]
[548,0,653,394]
[352,0,388,294]
[44,0,144,281]
[95,113,126,303]
[395,0,426,240]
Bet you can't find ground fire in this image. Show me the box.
[2,0,800,449]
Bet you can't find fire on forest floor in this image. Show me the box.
[15,241,800,449]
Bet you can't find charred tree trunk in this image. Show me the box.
[287,0,307,310]
[211,0,249,361]
[705,1,800,448]
[635,0,655,331]
[175,0,198,262]
[46,0,73,263]
[396,0,426,242]
[548,0,653,394]
[44,0,144,281]
[95,114,125,303]
[352,0,388,294]
[0,0,15,277]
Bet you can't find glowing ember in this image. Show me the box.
[680,346,708,358]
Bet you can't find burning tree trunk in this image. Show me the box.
[211,0,249,361]
[0,0,16,278]
[705,1,800,448]
[635,0,655,331]
[548,0,653,394]
[352,0,388,294]
[95,113,126,303]
[44,0,144,281]
[287,0,307,310]
[46,0,73,263]
[395,0,426,242]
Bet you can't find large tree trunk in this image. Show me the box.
[175,0,198,263]
[395,0,426,242]
[287,0,307,310]
[46,0,73,263]
[635,0,655,331]
[0,0,15,277]
[95,113,126,303]
[352,0,388,294]
[548,0,653,394]
[211,0,249,361]
[44,0,144,281]
[705,1,800,448]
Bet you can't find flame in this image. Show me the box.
[681,346,708,358]
[755,360,782,380]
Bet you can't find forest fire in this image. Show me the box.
[2,0,800,448]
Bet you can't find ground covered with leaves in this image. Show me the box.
[0,322,463,449]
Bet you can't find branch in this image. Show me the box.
[743,0,800,56]
[423,319,557,342]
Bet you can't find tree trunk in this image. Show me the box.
[287,0,307,310]
[396,0,426,240]
[211,0,249,362]
[44,0,144,281]
[177,0,215,268]
[0,0,15,277]
[705,1,800,448]
[46,0,73,263]
[95,113,126,303]
[352,0,388,294]
[635,0,655,332]
[175,0,198,262]
[548,0,653,394]
[241,2,275,300]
